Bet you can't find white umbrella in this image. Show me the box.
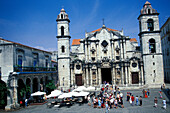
[84,86,95,91]
[46,90,62,98]
[51,90,62,94]
[58,93,72,99]
[31,91,46,96]
[79,91,89,96]
[73,86,87,92]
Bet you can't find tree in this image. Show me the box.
[0,80,7,109]
[45,80,56,95]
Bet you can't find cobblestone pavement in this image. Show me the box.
[1,88,170,113]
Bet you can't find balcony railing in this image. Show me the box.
[14,66,56,72]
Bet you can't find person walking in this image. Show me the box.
[147,89,150,97]
[25,99,28,107]
[135,96,139,106]
[87,95,91,106]
[105,99,109,113]
[131,95,135,106]
[114,98,118,109]
[159,90,162,98]
[154,97,158,107]
[162,98,166,109]
[139,96,142,106]
[98,98,101,108]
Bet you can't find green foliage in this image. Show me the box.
[0,81,7,107]
[20,88,26,97]
[45,80,56,90]
[26,85,31,93]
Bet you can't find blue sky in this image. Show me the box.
[0,0,169,51]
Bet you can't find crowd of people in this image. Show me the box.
[87,83,167,113]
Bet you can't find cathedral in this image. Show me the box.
[56,1,164,90]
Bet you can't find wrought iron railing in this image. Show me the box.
[14,66,56,72]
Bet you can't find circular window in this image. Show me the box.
[76,65,81,70]
[101,40,108,47]
[132,63,137,68]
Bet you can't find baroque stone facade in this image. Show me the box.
[56,1,164,90]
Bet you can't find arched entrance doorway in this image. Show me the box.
[17,79,25,103]
[0,80,7,109]
[33,78,38,93]
[26,78,31,99]
[101,68,112,84]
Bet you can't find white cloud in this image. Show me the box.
[35,46,57,52]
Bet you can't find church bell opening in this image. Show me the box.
[101,68,112,84]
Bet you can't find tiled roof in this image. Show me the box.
[0,38,52,54]
[72,39,81,45]
[91,27,118,33]
[130,38,137,42]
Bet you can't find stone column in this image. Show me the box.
[90,69,92,86]
[123,39,127,59]
[125,66,128,86]
[85,43,88,61]
[111,41,114,59]
[70,68,74,86]
[111,67,113,85]
[98,68,101,85]
[128,69,131,85]
[82,69,86,86]
[141,64,144,85]
[120,40,123,59]
[121,67,124,85]
[88,43,91,60]
[86,67,89,86]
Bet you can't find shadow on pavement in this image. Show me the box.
[163,88,170,105]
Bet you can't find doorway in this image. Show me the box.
[101,68,112,84]
[75,74,83,86]
[132,72,139,84]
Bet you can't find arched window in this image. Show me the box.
[148,9,151,14]
[61,46,65,53]
[61,26,64,36]
[147,19,154,31]
[149,39,156,53]
[61,14,63,19]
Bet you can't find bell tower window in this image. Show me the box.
[61,26,64,36]
[61,14,63,19]
[61,46,65,53]
[149,39,156,53]
[147,19,154,31]
[148,9,151,14]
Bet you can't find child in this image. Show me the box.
[159,90,162,98]
[139,96,142,106]
[154,97,158,107]
[162,98,166,109]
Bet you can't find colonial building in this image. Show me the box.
[0,38,57,109]
[56,1,164,90]
[161,17,170,83]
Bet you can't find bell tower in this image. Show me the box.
[138,1,164,87]
[56,8,71,90]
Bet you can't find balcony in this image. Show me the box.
[14,66,56,72]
